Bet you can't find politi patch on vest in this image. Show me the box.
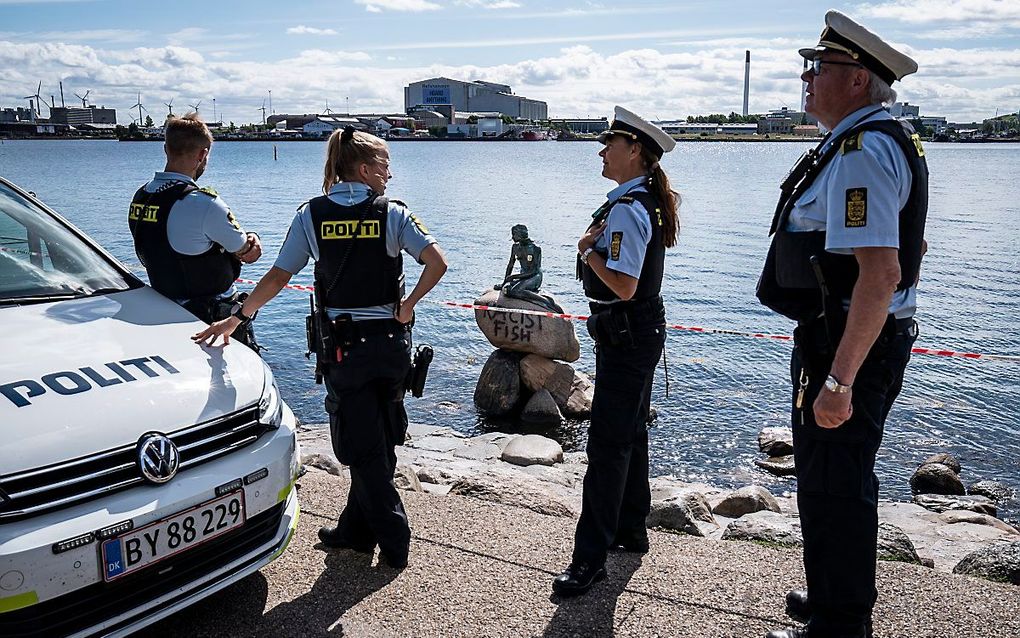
[610,232,623,261]
[129,203,159,223]
[320,219,381,239]
[845,188,868,227]
[841,132,865,154]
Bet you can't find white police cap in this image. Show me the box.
[597,106,676,159]
[799,10,918,84]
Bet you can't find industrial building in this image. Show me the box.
[49,106,117,125]
[548,117,609,134]
[404,78,547,121]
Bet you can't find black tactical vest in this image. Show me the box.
[310,194,403,309]
[129,182,241,300]
[756,118,929,322]
[578,186,666,303]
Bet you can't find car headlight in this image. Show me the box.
[258,363,284,428]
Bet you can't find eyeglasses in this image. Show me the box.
[810,58,863,76]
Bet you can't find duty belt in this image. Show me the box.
[351,318,410,337]
[588,295,664,317]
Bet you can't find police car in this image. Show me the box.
[0,177,300,637]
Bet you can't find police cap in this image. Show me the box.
[597,106,676,159]
[799,10,918,84]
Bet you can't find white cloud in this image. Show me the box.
[354,0,440,12]
[0,38,1016,123]
[856,0,1020,24]
[286,26,339,36]
[454,0,522,8]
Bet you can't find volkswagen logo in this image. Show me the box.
[137,433,180,484]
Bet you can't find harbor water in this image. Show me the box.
[2,139,1018,520]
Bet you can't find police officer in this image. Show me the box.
[194,126,447,569]
[756,11,928,638]
[130,112,262,350]
[553,106,680,596]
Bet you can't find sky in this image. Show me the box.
[1,0,1018,125]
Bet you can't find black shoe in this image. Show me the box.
[317,526,374,553]
[609,536,649,554]
[551,561,606,597]
[785,589,810,623]
[766,630,809,638]
[378,550,408,569]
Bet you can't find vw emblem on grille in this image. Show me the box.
[137,433,180,484]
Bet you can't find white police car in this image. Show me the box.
[0,176,300,637]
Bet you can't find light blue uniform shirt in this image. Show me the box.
[785,106,916,318]
[274,181,436,320]
[588,176,652,303]
[142,171,246,299]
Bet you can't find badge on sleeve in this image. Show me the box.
[845,188,868,227]
[610,232,623,261]
[226,208,241,230]
[410,214,429,235]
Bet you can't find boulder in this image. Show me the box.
[453,442,503,461]
[721,511,802,547]
[877,521,923,564]
[473,289,580,362]
[521,389,563,425]
[968,480,1015,504]
[448,473,578,518]
[501,434,563,467]
[713,486,781,518]
[393,464,423,492]
[923,453,962,474]
[473,350,521,416]
[952,541,1020,585]
[757,427,794,457]
[913,493,996,516]
[910,462,965,496]
[648,491,718,537]
[301,453,342,477]
[754,455,796,477]
[518,354,594,417]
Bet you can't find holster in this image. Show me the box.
[585,309,634,348]
[405,345,434,398]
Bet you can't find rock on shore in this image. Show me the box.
[473,289,580,362]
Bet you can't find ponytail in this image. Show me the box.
[322,126,388,195]
[641,148,680,248]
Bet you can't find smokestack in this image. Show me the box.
[60,81,65,108]
[800,58,808,111]
[742,50,750,117]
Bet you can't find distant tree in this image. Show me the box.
[500,114,514,124]
[981,121,994,134]
[229,121,236,132]
[144,115,153,128]
[727,111,740,123]
[428,125,447,138]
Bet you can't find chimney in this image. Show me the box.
[742,50,751,117]
[800,58,808,111]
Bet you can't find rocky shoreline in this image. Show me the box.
[298,423,1020,585]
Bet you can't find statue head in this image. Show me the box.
[511,224,529,242]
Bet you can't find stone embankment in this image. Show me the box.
[299,424,1020,582]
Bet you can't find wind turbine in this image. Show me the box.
[130,93,147,126]
[73,90,90,108]
[323,100,334,115]
[188,100,202,114]
[164,98,174,116]
[258,99,267,125]
[22,81,43,119]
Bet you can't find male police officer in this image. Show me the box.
[756,11,928,638]
[130,113,262,349]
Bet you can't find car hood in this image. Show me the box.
[0,287,266,475]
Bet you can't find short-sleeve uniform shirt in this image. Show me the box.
[589,176,653,302]
[785,106,916,318]
[274,181,436,320]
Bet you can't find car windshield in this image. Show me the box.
[0,183,132,303]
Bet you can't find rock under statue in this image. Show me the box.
[494,224,563,313]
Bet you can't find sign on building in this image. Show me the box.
[423,84,451,105]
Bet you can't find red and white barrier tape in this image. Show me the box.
[231,277,1019,362]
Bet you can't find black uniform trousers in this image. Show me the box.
[323,324,412,562]
[791,316,917,637]
[573,305,665,566]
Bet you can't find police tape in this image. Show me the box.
[237,277,1019,362]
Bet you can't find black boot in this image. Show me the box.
[765,630,809,638]
[783,589,874,638]
[609,533,649,554]
[551,561,606,596]
[317,526,374,553]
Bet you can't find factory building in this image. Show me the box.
[404,78,547,121]
[49,106,117,125]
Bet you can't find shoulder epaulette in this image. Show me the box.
[616,195,635,204]
[841,131,865,154]
[196,185,219,198]
[388,198,408,208]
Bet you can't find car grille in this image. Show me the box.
[0,501,286,638]
[0,406,269,522]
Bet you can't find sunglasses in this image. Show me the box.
[810,58,864,75]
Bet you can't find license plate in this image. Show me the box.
[101,491,246,582]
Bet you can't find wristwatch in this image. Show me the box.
[231,303,253,324]
[824,374,852,394]
[579,247,595,265]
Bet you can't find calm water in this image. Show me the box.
[2,139,1018,519]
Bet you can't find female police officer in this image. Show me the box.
[193,126,447,569]
[553,106,680,596]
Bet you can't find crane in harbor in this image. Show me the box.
[73,90,90,108]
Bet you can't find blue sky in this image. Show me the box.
[1,0,1018,123]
